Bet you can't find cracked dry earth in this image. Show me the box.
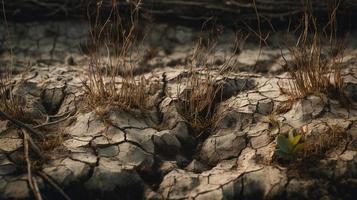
[1,21,357,200]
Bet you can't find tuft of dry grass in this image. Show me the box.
[286,38,341,98]
[83,0,159,113]
[0,73,25,120]
[175,25,247,137]
[282,12,345,101]
[176,72,221,136]
[303,125,346,155]
[39,133,64,151]
[0,1,26,122]
[84,74,157,112]
[175,36,224,137]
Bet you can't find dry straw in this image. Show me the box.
[83,0,157,113]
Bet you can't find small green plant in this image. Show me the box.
[276,129,304,159]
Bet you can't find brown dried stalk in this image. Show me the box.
[0,110,44,139]
[23,129,43,200]
[37,171,71,200]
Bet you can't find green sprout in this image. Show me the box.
[276,129,304,159]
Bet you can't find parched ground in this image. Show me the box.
[0,21,357,200]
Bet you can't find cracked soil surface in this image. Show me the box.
[0,21,357,200]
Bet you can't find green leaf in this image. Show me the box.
[288,129,295,143]
[277,135,292,153]
[275,149,291,158]
[293,143,304,153]
[291,135,302,146]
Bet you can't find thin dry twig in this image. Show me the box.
[23,129,43,200]
[22,128,44,159]
[37,171,71,200]
[34,112,74,129]
[0,110,44,139]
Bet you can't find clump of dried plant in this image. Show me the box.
[0,72,26,120]
[175,23,248,137]
[83,0,159,114]
[284,37,344,99]
[176,72,221,136]
[303,124,346,155]
[175,35,224,137]
[282,11,345,102]
[38,133,65,151]
[0,2,26,121]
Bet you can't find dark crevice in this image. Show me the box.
[41,85,67,116]
[155,72,168,125]
[136,155,162,191]
[63,141,100,200]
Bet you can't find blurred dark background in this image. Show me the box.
[2,0,357,32]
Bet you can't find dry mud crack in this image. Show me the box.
[0,21,357,200]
